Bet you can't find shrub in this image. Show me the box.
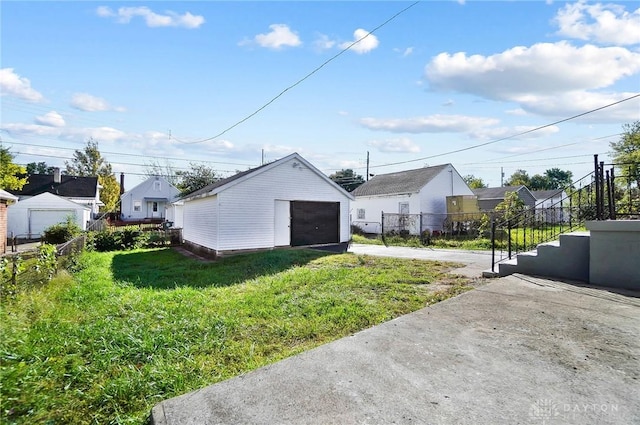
[42,216,81,244]
[88,228,150,252]
[34,244,58,283]
[89,230,122,252]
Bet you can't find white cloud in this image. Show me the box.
[512,90,640,122]
[62,126,128,143]
[70,93,125,112]
[368,138,420,153]
[339,29,379,54]
[359,114,500,134]
[468,125,559,141]
[394,47,414,57]
[201,139,235,154]
[244,24,302,50]
[313,34,336,51]
[553,1,640,45]
[1,123,62,137]
[35,111,65,127]
[0,68,44,102]
[505,108,528,116]
[96,6,205,29]
[425,42,640,100]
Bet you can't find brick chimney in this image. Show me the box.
[120,173,125,195]
[53,167,61,184]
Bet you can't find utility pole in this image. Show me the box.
[501,167,504,187]
[261,149,264,165]
[366,151,370,181]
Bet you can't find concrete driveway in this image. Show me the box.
[151,273,640,425]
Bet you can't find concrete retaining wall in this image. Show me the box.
[587,220,640,290]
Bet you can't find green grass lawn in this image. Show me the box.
[352,224,586,251]
[1,247,471,424]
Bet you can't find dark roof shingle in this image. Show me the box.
[471,186,527,200]
[352,164,449,197]
[11,174,99,198]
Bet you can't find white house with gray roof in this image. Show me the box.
[351,164,473,234]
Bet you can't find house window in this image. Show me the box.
[357,208,365,219]
[399,202,409,214]
[152,202,158,212]
[133,200,141,212]
[153,181,161,191]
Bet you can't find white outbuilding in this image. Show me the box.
[181,153,354,257]
[351,164,473,234]
[7,192,90,239]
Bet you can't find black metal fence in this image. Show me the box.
[489,155,638,273]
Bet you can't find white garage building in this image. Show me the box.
[7,192,90,239]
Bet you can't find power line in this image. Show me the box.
[368,94,640,170]
[13,152,240,174]
[479,133,621,164]
[173,1,420,145]
[4,139,257,167]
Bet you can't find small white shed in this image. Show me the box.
[7,192,90,239]
[181,153,354,257]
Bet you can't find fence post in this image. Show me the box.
[594,155,601,220]
[507,219,512,259]
[381,211,385,246]
[609,167,616,220]
[599,161,605,220]
[491,219,496,273]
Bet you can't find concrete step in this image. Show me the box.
[495,232,590,282]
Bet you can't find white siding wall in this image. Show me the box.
[419,165,474,232]
[7,193,89,237]
[182,195,219,250]
[351,193,417,234]
[212,157,350,251]
[166,203,184,228]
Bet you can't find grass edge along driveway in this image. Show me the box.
[1,247,473,425]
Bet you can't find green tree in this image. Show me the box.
[529,174,549,191]
[176,163,220,196]
[65,139,119,211]
[611,121,640,214]
[26,161,55,175]
[462,174,488,189]
[98,175,121,212]
[504,169,530,187]
[543,168,573,190]
[611,121,640,189]
[0,146,27,190]
[329,169,365,192]
[495,191,525,222]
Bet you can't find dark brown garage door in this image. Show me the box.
[290,201,339,247]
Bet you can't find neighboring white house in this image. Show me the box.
[351,164,473,234]
[532,189,568,223]
[9,168,103,215]
[180,153,354,257]
[120,176,180,221]
[7,192,91,239]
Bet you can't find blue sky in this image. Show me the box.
[2,1,639,190]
